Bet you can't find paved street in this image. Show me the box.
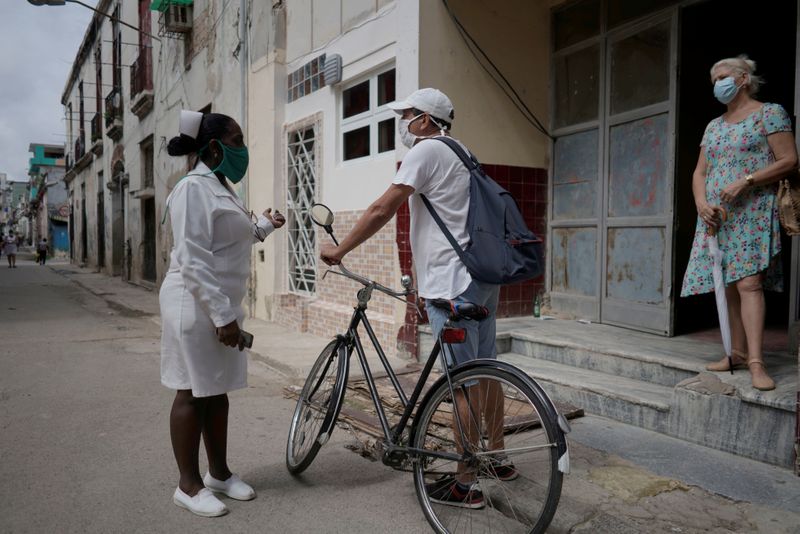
[2,256,800,533]
[0,258,428,533]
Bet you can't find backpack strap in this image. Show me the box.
[420,193,469,265]
[430,136,480,171]
[418,137,479,264]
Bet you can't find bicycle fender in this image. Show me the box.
[317,339,350,442]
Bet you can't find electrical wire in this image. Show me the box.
[440,0,553,140]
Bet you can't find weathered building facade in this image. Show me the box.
[56,0,800,467]
[62,0,158,280]
[61,0,243,286]
[59,0,800,353]
[27,143,68,257]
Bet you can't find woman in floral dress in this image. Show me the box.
[682,56,797,391]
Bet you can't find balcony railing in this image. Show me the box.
[104,86,123,128]
[74,136,85,162]
[90,112,102,142]
[130,50,153,100]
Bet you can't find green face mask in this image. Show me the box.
[203,140,249,183]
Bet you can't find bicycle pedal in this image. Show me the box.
[381,447,408,469]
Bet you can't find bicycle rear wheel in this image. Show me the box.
[411,365,564,533]
[286,338,348,475]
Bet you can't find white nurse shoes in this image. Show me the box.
[173,487,228,517]
[203,472,257,501]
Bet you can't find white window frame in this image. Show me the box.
[286,124,318,295]
[340,66,396,163]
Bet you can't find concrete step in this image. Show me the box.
[420,323,705,387]
[507,332,701,387]
[500,352,672,434]
[500,352,796,467]
[418,319,797,467]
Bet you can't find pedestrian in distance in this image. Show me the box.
[4,230,18,268]
[160,110,286,517]
[681,55,798,391]
[320,88,515,510]
[36,238,48,265]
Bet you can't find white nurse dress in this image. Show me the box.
[159,162,273,397]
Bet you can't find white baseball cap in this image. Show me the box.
[386,88,455,124]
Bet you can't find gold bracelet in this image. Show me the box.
[745,174,754,186]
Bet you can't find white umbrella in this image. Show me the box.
[707,207,733,374]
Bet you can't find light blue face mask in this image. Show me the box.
[713,76,740,105]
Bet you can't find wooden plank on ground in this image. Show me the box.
[284,366,583,441]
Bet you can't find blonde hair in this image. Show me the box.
[710,55,763,95]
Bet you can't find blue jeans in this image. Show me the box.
[425,279,500,368]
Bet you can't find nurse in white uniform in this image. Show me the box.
[160,111,285,517]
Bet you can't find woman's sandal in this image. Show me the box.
[747,358,776,391]
[705,351,748,372]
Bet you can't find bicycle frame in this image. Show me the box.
[338,284,464,464]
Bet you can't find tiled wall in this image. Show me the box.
[287,55,326,103]
[395,201,418,358]
[394,163,548,358]
[484,164,547,317]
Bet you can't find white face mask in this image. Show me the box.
[398,113,425,148]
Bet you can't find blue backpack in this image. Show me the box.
[420,136,544,285]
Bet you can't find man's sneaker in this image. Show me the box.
[484,457,519,481]
[425,476,485,509]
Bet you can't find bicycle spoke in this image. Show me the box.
[413,367,563,533]
[286,340,346,474]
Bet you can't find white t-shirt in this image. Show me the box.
[393,137,472,299]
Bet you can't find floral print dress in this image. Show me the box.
[681,103,792,297]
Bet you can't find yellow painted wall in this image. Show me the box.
[419,0,551,168]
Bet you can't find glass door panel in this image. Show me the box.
[554,45,600,129]
[601,17,675,335]
[553,129,599,220]
[552,228,598,296]
[610,21,671,114]
[607,114,669,218]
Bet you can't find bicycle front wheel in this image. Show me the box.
[286,338,348,475]
[411,365,563,533]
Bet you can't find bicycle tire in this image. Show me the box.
[286,338,348,475]
[411,364,564,533]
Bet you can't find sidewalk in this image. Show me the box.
[49,263,800,533]
[49,263,406,381]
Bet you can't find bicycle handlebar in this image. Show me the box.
[326,263,412,299]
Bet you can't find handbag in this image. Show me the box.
[777,169,800,236]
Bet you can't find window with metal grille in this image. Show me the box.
[287,126,317,294]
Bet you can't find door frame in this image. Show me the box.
[599,13,678,335]
[547,5,679,335]
[790,0,800,349]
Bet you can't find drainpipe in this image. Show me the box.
[240,0,255,318]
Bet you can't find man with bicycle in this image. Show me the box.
[320,88,515,510]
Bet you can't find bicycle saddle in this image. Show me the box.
[429,299,490,321]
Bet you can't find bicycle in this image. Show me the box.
[286,203,571,533]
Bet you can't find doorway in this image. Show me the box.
[69,194,74,261]
[80,184,87,264]
[97,172,105,270]
[549,7,677,335]
[111,162,125,276]
[674,0,797,339]
[142,197,156,282]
